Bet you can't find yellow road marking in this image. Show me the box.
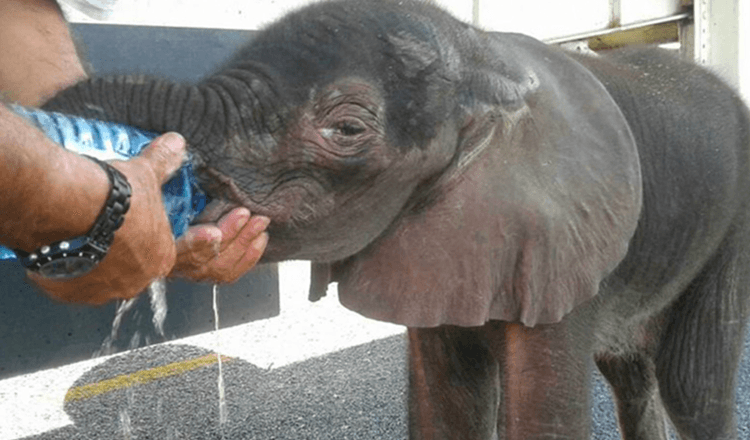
[65,354,233,403]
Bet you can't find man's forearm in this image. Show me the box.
[0,0,87,106]
[0,104,108,252]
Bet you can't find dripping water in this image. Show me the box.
[96,296,137,357]
[95,279,168,358]
[119,408,133,439]
[93,279,169,436]
[213,283,229,430]
[97,280,228,433]
[149,278,168,337]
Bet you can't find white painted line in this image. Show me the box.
[183,260,406,370]
[0,261,405,439]
[0,355,111,439]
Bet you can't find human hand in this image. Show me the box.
[30,133,186,304]
[170,208,269,283]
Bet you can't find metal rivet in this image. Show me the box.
[59,241,70,250]
[40,246,50,254]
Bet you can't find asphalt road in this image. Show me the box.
[12,328,750,439]
[3,261,750,439]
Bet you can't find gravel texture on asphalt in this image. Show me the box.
[23,327,750,440]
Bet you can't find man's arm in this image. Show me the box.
[0,102,185,303]
[0,0,87,106]
[0,0,105,251]
[0,105,109,251]
[1,0,268,303]
[0,0,180,303]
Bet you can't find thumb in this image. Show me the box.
[138,132,187,183]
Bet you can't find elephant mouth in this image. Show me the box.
[195,198,242,224]
[195,195,288,262]
[193,169,292,261]
[194,166,270,223]
[191,167,320,262]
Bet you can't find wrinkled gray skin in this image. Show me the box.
[45,1,750,438]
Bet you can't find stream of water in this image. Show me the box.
[213,283,229,429]
[95,279,168,357]
[100,279,228,434]
[148,279,167,337]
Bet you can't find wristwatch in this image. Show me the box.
[15,157,132,279]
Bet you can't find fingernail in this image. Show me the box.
[235,212,250,230]
[162,132,186,154]
[235,207,251,220]
[254,216,271,230]
[252,232,269,252]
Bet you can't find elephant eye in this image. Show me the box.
[333,119,366,136]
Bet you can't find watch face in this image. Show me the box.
[38,256,99,279]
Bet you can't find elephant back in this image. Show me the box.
[574,48,750,296]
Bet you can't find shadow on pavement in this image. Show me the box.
[23,338,408,440]
[20,327,750,440]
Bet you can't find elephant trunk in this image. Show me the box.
[41,70,284,173]
[42,76,203,139]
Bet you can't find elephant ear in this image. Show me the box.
[330,34,642,328]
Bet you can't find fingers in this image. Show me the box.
[209,214,269,282]
[231,230,269,281]
[218,212,269,259]
[219,216,270,282]
[175,225,222,265]
[172,209,270,283]
[137,132,187,183]
[216,207,251,250]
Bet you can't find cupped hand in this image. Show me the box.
[170,207,270,283]
[30,133,186,304]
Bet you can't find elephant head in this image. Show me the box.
[44,0,642,327]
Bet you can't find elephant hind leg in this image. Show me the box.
[655,246,749,440]
[595,352,669,440]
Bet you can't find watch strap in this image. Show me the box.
[86,157,132,250]
[15,157,132,272]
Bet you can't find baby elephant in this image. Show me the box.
[45,0,750,438]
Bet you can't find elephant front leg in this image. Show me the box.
[408,320,593,440]
[408,326,501,440]
[495,320,593,439]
